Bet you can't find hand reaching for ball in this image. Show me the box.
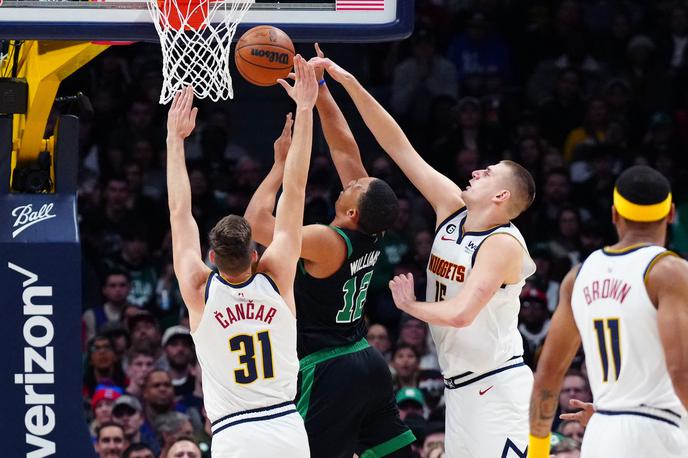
[277,55,318,109]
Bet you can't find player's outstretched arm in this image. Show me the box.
[166,87,211,329]
[244,112,293,247]
[311,44,368,187]
[527,266,581,458]
[311,57,464,226]
[389,234,521,327]
[648,255,688,409]
[257,56,318,312]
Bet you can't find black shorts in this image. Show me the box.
[296,339,415,458]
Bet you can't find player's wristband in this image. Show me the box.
[318,79,326,86]
[527,434,551,458]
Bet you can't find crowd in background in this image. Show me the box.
[66,1,688,457]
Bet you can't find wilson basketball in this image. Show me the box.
[235,26,295,86]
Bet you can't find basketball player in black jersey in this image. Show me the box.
[244,45,414,458]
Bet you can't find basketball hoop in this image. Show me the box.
[146,0,254,104]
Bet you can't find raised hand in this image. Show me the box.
[308,57,354,84]
[389,273,416,311]
[167,86,198,140]
[559,399,595,427]
[277,55,318,108]
[273,112,293,164]
[313,43,325,81]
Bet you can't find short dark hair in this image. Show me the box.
[123,443,155,458]
[104,269,130,282]
[357,179,399,235]
[208,215,252,275]
[503,160,536,217]
[96,422,124,440]
[392,342,420,360]
[615,165,670,207]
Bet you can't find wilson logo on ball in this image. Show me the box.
[250,49,290,64]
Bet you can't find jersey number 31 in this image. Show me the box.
[229,331,274,384]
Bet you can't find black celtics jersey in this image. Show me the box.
[294,226,381,357]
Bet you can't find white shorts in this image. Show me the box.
[211,403,310,458]
[444,359,533,458]
[582,410,688,458]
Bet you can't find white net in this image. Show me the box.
[146,0,254,104]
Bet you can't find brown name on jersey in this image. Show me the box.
[428,254,465,282]
[213,300,277,328]
[582,278,631,305]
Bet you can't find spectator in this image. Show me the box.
[558,371,593,429]
[127,311,163,361]
[84,335,127,397]
[557,420,585,442]
[166,437,202,458]
[96,175,134,257]
[112,395,160,456]
[518,285,551,360]
[101,322,131,362]
[396,387,425,420]
[159,326,196,398]
[124,347,155,398]
[366,323,392,361]
[563,98,609,162]
[417,369,444,412]
[95,422,127,458]
[142,369,178,429]
[447,12,510,91]
[122,444,155,458]
[83,270,132,341]
[398,315,439,370]
[155,412,194,458]
[91,386,123,439]
[420,422,445,458]
[391,343,421,390]
[105,226,158,309]
[390,28,458,137]
[551,436,582,457]
[538,68,586,149]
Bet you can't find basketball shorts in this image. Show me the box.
[210,401,310,458]
[443,357,532,458]
[581,409,688,458]
[296,339,415,458]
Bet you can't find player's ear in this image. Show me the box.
[250,249,259,264]
[347,207,360,224]
[493,189,510,203]
[667,203,676,224]
[611,206,619,225]
[208,249,216,265]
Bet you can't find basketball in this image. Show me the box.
[235,26,295,87]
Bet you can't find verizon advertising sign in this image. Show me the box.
[0,194,95,458]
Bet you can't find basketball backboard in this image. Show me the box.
[0,0,413,42]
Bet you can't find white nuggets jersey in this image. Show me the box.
[572,245,686,421]
[191,271,299,424]
[427,208,536,377]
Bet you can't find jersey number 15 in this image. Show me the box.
[229,331,274,384]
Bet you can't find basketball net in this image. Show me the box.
[147,0,254,104]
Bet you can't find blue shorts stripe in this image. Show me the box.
[445,361,525,390]
[596,409,680,428]
[212,408,298,436]
[210,400,295,426]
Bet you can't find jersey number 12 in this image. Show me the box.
[229,331,274,384]
[336,271,374,323]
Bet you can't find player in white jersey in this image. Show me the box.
[165,57,318,458]
[312,56,538,457]
[528,165,688,458]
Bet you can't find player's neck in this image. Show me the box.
[330,215,357,231]
[462,206,508,233]
[613,229,666,250]
[218,269,253,284]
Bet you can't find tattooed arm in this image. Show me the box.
[528,266,582,457]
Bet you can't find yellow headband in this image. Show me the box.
[613,187,672,222]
